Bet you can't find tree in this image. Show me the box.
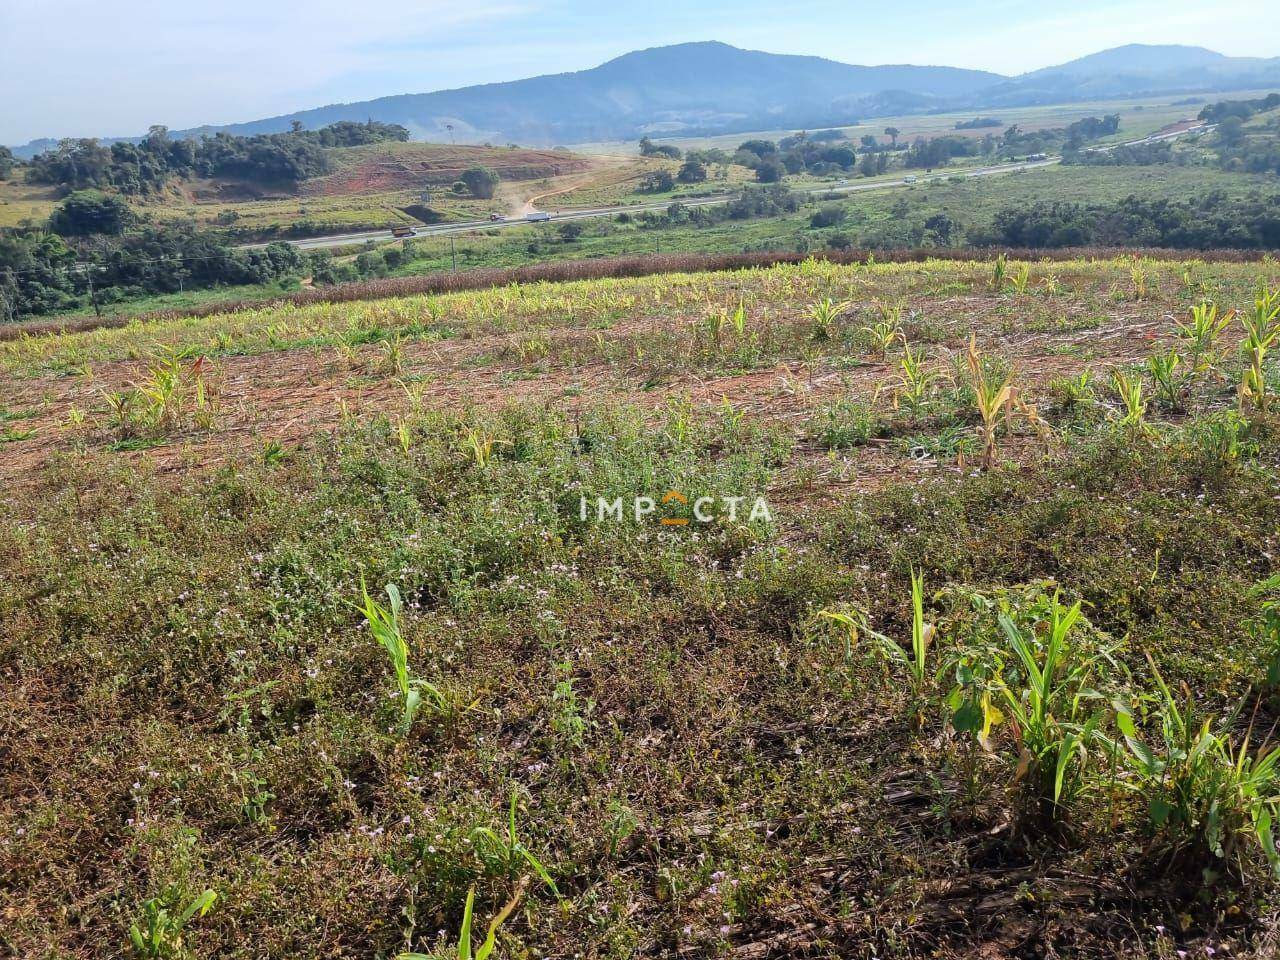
[639,136,682,160]
[677,159,707,183]
[754,158,785,183]
[884,127,901,147]
[810,205,847,228]
[460,166,500,199]
[737,140,777,160]
[49,190,133,236]
[1217,116,1246,147]
[0,146,13,180]
[639,170,675,193]
[924,213,956,245]
[557,221,584,242]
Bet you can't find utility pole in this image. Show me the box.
[450,235,457,271]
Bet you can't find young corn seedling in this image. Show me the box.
[395,416,414,454]
[1009,263,1031,295]
[135,352,191,434]
[990,253,1008,292]
[1130,260,1150,300]
[1110,657,1280,877]
[1238,288,1280,415]
[397,880,526,960]
[128,889,217,959]
[965,335,1013,470]
[824,570,934,724]
[378,334,407,376]
[809,298,847,341]
[1111,369,1150,435]
[471,791,559,896]
[460,428,507,468]
[357,582,445,736]
[1046,371,1096,415]
[861,301,903,358]
[993,594,1107,824]
[1176,302,1233,376]
[894,343,939,412]
[103,388,142,439]
[1146,348,1187,413]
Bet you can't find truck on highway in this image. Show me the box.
[526,211,551,222]
[391,226,415,238]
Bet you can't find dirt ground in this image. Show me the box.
[0,287,1167,492]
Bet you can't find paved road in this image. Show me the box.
[245,124,1209,253]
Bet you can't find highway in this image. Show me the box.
[243,124,1208,253]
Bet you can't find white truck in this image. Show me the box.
[526,211,551,222]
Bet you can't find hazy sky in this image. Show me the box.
[3,0,1277,144]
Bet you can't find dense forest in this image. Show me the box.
[0,223,305,320]
[973,192,1280,249]
[25,121,410,194]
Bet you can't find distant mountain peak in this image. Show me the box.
[8,40,1280,156]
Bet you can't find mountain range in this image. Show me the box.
[10,41,1280,156]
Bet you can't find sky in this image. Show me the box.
[2,0,1278,145]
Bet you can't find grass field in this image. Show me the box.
[5,253,1280,957]
[0,176,60,228]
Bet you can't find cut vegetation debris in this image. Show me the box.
[5,254,1280,959]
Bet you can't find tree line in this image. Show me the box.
[0,188,308,320]
[972,192,1280,250]
[25,121,410,194]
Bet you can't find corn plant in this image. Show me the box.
[470,791,559,895]
[398,881,525,960]
[135,353,188,433]
[127,889,217,959]
[1145,348,1187,413]
[894,343,939,411]
[1238,288,1280,415]
[1176,302,1233,375]
[993,594,1107,821]
[357,582,445,736]
[965,335,1013,469]
[378,334,407,375]
[103,388,142,439]
[809,298,847,341]
[261,439,288,466]
[1009,263,1031,295]
[861,301,903,357]
[1130,260,1149,300]
[395,416,414,454]
[1046,371,1096,415]
[1041,273,1062,296]
[990,253,1008,292]
[1184,409,1254,480]
[823,569,934,721]
[1110,658,1280,877]
[460,428,506,468]
[1111,369,1150,435]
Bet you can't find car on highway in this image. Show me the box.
[489,213,507,222]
